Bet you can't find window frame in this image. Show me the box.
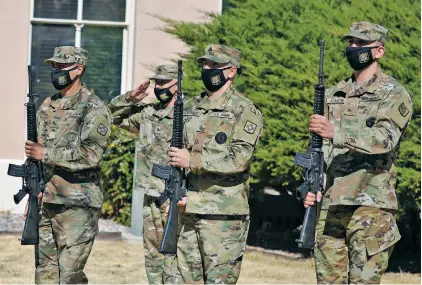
[28,0,136,95]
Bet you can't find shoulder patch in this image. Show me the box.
[97,124,108,136]
[398,102,409,117]
[244,121,257,134]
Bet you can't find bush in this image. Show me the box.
[100,125,136,226]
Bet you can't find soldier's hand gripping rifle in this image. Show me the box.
[294,40,327,249]
[151,60,186,254]
[7,65,45,264]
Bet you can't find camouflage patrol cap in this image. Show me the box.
[342,21,388,44]
[150,64,181,80]
[196,44,241,67]
[44,46,88,66]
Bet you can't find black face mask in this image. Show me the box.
[201,67,232,92]
[345,46,380,71]
[154,82,176,103]
[51,66,79,90]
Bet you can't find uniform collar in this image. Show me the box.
[336,68,384,97]
[154,104,174,119]
[197,86,234,111]
[50,84,89,110]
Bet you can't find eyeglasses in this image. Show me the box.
[347,38,375,46]
[50,63,77,70]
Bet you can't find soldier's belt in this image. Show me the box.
[188,171,249,191]
[52,167,100,184]
[184,213,248,221]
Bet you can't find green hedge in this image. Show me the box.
[100,126,136,226]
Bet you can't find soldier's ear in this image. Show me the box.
[76,64,82,74]
[78,65,86,78]
[228,66,238,79]
[374,45,385,60]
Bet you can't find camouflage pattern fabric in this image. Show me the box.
[143,196,166,284]
[143,196,182,284]
[323,68,412,210]
[315,24,412,283]
[109,91,153,131]
[183,86,263,215]
[342,21,388,44]
[314,206,400,284]
[110,91,173,197]
[177,214,250,284]
[35,203,99,284]
[44,46,88,66]
[178,74,262,283]
[37,84,112,208]
[150,64,181,81]
[197,44,241,67]
[109,85,181,284]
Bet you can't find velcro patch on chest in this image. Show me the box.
[398,102,409,117]
[327,97,345,104]
[211,112,234,119]
[97,124,108,136]
[244,121,257,134]
[215,132,227,144]
[366,117,376,128]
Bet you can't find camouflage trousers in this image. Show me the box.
[177,213,250,284]
[143,195,181,284]
[35,203,100,284]
[314,205,401,284]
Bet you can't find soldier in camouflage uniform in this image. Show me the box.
[304,22,413,284]
[109,64,182,284]
[168,44,264,284]
[24,46,112,284]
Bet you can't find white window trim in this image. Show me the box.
[219,0,223,14]
[28,0,136,95]
[75,0,84,47]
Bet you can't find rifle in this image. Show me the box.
[7,65,45,265]
[294,40,327,249]
[151,60,186,254]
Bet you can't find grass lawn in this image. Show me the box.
[0,235,419,284]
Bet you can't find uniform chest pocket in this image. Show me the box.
[341,97,369,129]
[326,97,345,124]
[184,112,204,150]
[53,110,83,147]
[154,121,173,148]
[356,95,382,128]
[340,95,382,129]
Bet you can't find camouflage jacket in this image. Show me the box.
[37,84,112,208]
[322,68,413,210]
[183,86,263,215]
[110,91,173,197]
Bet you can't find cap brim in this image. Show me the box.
[341,31,376,42]
[149,74,175,80]
[44,57,72,64]
[196,55,229,65]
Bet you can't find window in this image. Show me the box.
[221,0,234,13]
[30,0,134,102]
